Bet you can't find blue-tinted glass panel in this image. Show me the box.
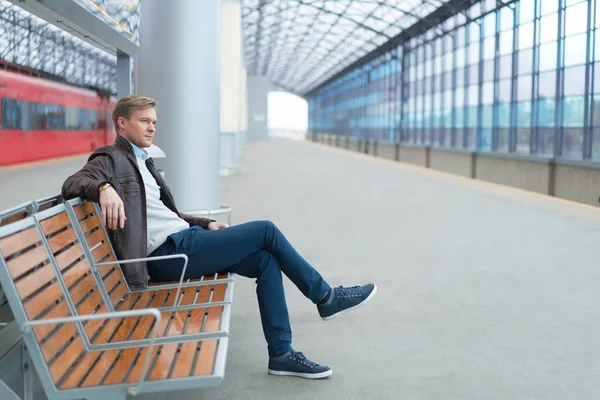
[562,96,585,127]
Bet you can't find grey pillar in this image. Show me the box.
[247,76,271,139]
[116,50,132,99]
[137,0,221,210]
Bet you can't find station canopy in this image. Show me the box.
[241,0,452,95]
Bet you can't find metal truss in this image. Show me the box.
[241,0,454,96]
[0,0,116,94]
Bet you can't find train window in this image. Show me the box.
[1,98,26,129]
[0,98,99,131]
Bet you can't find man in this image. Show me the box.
[62,94,377,379]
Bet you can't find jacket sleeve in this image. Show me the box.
[180,213,215,229]
[61,154,115,203]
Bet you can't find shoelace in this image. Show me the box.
[335,285,362,298]
[292,352,319,368]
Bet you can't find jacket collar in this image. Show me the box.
[115,134,138,163]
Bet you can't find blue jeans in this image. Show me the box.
[147,220,331,357]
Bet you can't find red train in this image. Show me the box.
[0,69,117,166]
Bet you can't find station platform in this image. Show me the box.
[1,138,600,399]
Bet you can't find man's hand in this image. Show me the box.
[99,186,126,230]
[208,221,229,230]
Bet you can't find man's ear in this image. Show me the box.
[118,116,127,129]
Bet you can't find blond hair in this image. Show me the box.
[112,94,157,132]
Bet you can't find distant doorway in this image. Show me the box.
[268,91,307,140]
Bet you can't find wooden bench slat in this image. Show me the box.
[49,337,86,383]
[7,245,48,280]
[74,202,96,219]
[184,286,212,335]
[0,211,28,227]
[166,288,198,337]
[193,284,226,377]
[63,259,92,289]
[54,241,85,272]
[169,286,214,379]
[41,323,78,362]
[125,346,159,384]
[148,343,180,381]
[15,264,55,299]
[109,282,129,307]
[46,229,77,253]
[79,214,102,235]
[68,275,98,307]
[25,281,64,320]
[171,341,198,379]
[31,302,71,345]
[80,349,122,387]
[40,213,71,236]
[92,242,113,263]
[102,270,123,293]
[0,227,40,258]
[85,228,107,249]
[79,290,169,387]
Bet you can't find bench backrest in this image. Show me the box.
[68,199,131,306]
[0,209,94,390]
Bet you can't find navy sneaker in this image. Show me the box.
[268,351,332,379]
[317,283,377,320]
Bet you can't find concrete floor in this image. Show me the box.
[2,138,600,399]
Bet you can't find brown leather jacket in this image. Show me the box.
[61,135,213,289]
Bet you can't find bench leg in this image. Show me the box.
[22,349,32,400]
[0,379,20,400]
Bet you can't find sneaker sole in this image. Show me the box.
[268,369,333,379]
[321,284,378,321]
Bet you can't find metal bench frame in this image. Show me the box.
[0,199,235,400]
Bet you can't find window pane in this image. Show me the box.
[483,82,494,104]
[500,30,514,55]
[539,70,557,98]
[520,0,535,23]
[537,127,555,154]
[500,7,514,31]
[562,96,585,127]
[540,13,559,44]
[516,127,531,153]
[499,78,512,102]
[537,98,556,127]
[564,33,588,67]
[563,65,586,96]
[518,48,533,75]
[519,22,534,50]
[517,75,533,101]
[483,59,494,81]
[539,42,557,71]
[484,12,496,36]
[562,128,583,157]
[499,54,513,79]
[565,2,588,36]
[484,36,496,60]
[456,47,466,68]
[541,0,559,15]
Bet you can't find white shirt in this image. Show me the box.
[130,143,189,254]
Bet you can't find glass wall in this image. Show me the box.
[308,0,600,161]
[308,49,402,142]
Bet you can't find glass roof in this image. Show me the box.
[241,0,451,95]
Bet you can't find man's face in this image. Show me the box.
[118,107,157,148]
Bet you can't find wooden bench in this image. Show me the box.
[0,198,235,400]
